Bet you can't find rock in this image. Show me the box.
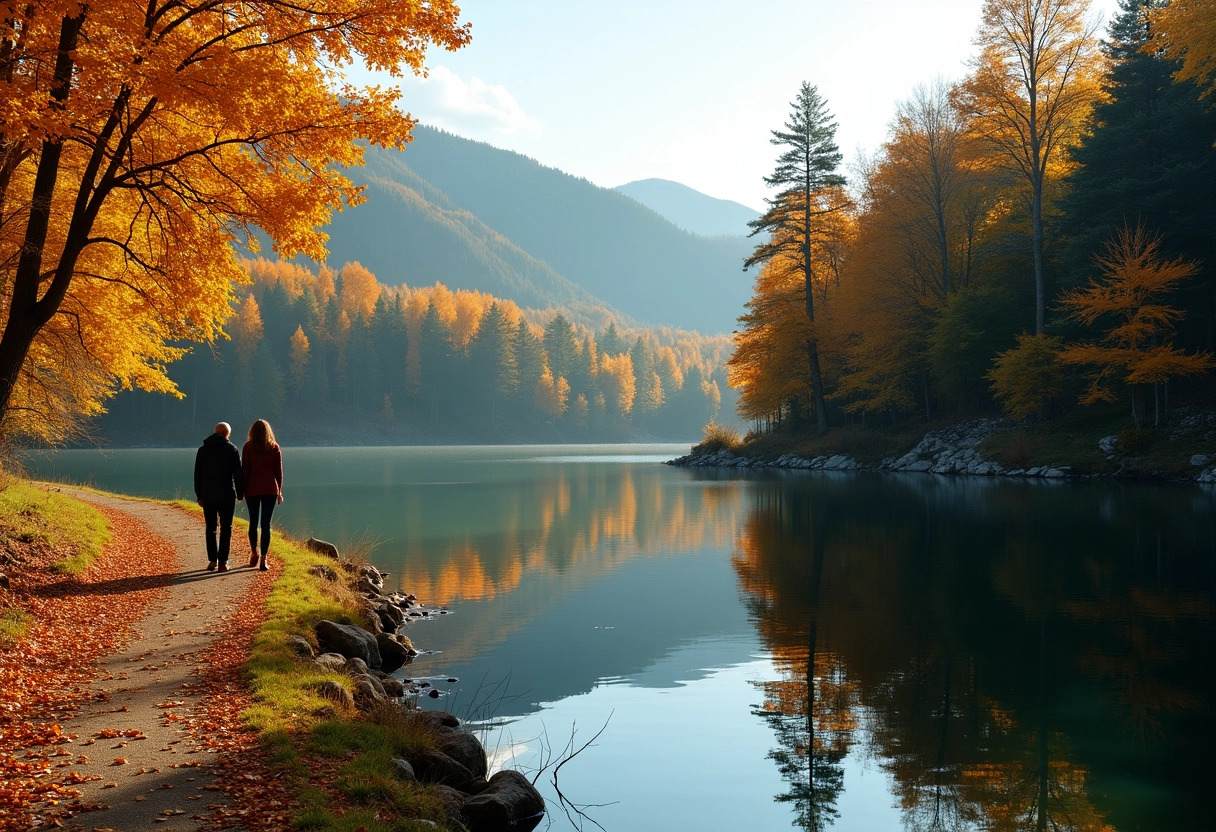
[906,459,933,473]
[390,756,416,782]
[357,576,385,595]
[315,680,354,710]
[315,620,381,668]
[429,784,468,819]
[461,770,546,832]
[417,710,461,730]
[314,652,347,670]
[305,537,340,559]
[381,678,407,698]
[309,564,339,582]
[351,676,387,710]
[0,572,8,590]
[377,633,417,672]
[1190,453,1214,467]
[285,634,315,658]
[434,729,488,780]
[374,602,405,631]
[412,748,476,789]
[358,605,385,635]
[345,656,370,675]
[1099,435,1119,456]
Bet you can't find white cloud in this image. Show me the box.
[402,66,540,138]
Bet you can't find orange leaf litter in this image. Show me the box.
[0,504,286,831]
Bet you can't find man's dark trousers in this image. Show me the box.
[203,497,237,565]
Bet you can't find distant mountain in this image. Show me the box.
[615,178,761,238]
[320,127,753,334]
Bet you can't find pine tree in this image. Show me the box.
[746,82,848,434]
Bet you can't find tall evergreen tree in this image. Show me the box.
[746,82,848,434]
[1059,0,1216,347]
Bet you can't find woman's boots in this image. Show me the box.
[258,553,269,571]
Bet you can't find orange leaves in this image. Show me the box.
[1059,225,1213,410]
[0,0,470,440]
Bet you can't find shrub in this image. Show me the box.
[696,420,742,452]
[987,334,1066,421]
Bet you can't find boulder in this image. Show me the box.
[357,576,385,595]
[305,537,340,559]
[435,729,488,780]
[1190,453,1214,467]
[345,656,370,675]
[429,784,468,819]
[390,756,416,782]
[314,652,347,671]
[417,710,461,730]
[285,634,315,658]
[461,770,546,832]
[315,620,381,668]
[412,748,476,789]
[381,678,407,698]
[351,675,387,710]
[315,680,354,710]
[357,605,385,635]
[374,602,405,632]
[376,633,417,672]
[309,564,339,582]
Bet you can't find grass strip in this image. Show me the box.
[0,478,110,575]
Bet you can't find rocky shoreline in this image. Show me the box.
[293,537,546,832]
[667,416,1216,485]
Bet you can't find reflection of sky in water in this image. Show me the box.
[24,445,1216,832]
[475,644,903,832]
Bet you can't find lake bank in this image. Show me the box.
[668,408,1216,484]
[0,482,543,832]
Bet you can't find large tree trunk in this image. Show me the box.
[0,13,84,435]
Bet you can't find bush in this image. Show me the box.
[987,334,1066,421]
[1117,424,1153,456]
[696,420,742,452]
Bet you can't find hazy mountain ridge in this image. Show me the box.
[615,178,760,238]
[321,127,753,334]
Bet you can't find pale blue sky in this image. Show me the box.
[350,0,1122,211]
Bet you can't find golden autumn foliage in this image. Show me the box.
[987,333,1066,420]
[1059,225,1213,415]
[0,0,469,443]
[1152,0,1216,97]
[955,0,1105,334]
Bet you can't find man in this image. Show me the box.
[193,422,245,572]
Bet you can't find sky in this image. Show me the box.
[348,0,1124,212]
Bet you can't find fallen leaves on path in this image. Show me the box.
[0,507,172,831]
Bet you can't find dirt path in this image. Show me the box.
[47,491,260,831]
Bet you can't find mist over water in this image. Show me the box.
[30,445,1216,831]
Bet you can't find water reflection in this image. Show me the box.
[734,474,1215,831]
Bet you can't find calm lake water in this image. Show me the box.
[25,445,1216,831]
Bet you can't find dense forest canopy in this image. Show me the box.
[93,258,731,445]
[732,0,1216,436]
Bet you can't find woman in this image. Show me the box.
[241,419,283,571]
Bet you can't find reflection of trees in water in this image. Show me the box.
[737,484,855,830]
[398,468,744,604]
[734,477,1214,832]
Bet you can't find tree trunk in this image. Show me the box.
[1032,180,1046,336]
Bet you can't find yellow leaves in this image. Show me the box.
[1151,0,1216,98]
[231,295,265,365]
[987,333,1066,420]
[338,262,381,321]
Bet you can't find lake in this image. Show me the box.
[25,444,1216,831]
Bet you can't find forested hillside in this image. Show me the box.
[325,126,753,334]
[91,259,731,446]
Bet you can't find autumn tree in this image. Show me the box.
[0,0,469,443]
[1059,225,1213,426]
[1151,0,1216,98]
[746,82,848,434]
[956,0,1105,334]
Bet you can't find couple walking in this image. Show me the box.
[193,419,284,572]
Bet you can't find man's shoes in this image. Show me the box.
[218,562,229,572]
[206,561,217,572]
[248,552,259,568]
